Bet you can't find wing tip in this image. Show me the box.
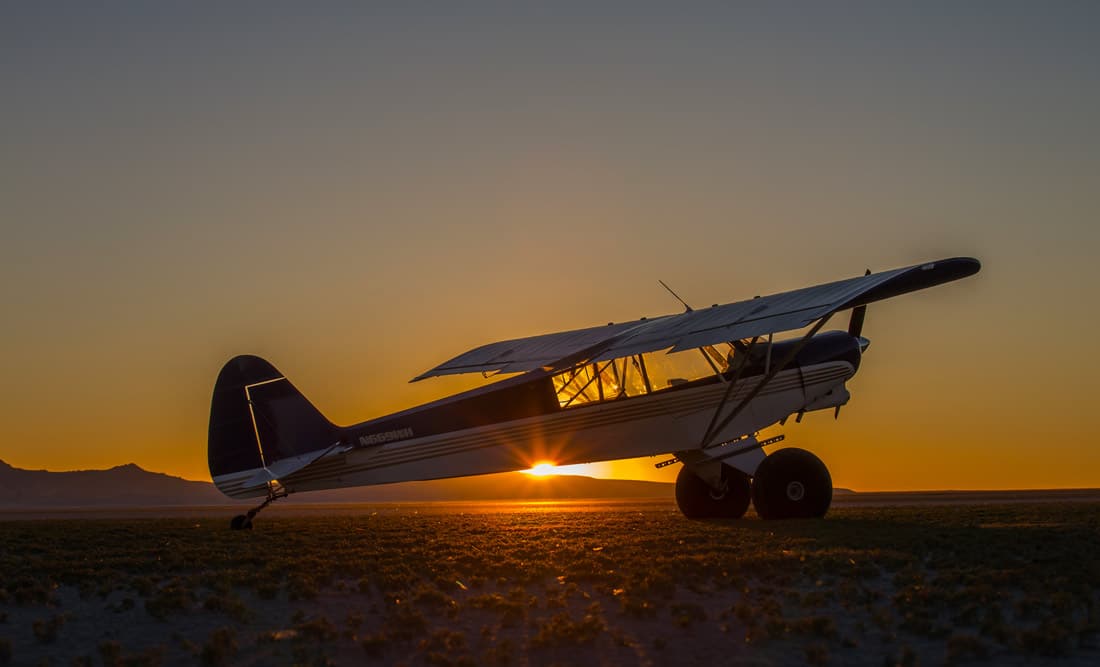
[925,256,982,280]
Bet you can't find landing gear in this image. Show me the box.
[230,487,289,530]
[751,448,832,519]
[675,464,752,519]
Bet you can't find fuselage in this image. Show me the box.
[212,331,865,498]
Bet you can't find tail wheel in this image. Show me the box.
[752,448,832,519]
[675,464,752,519]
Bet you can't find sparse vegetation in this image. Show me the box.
[0,501,1096,665]
[201,626,237,666]
[31,613,65,643]
[530,608,606,647]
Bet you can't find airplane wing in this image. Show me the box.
[412,256,980,381]
[410,318,657,381]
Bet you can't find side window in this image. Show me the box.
[552,364,601,407]
[553,359,646,408]
[551,345,733,408]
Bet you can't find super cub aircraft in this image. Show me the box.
[209,257,980,528]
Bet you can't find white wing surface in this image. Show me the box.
[410,319,655,381]
[412,257,979,381]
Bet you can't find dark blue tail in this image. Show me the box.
[207,355,340,479]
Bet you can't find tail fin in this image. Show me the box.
[208,355,341,497]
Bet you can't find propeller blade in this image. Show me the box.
[848,305,867,338]
[848,269,871,337]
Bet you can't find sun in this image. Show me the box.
[524,462,559,477]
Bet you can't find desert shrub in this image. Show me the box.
[286,575,319,601]
[481,637,514,666]
[732,600,755,624]
[345,610,365,632]
[144,581,193,619]
[412,584,453,610]
[619,594,658,618]
[530,610,605,647]
[945,633,989,663]
[802,589,833,608]
[130,576,155,597]
[635,572,676,599]
[804,642,829,665]
[467,594,525,627]
[361,633,388,659]
[32,613,66,643]
[10,578,50,605]
[420,629,466,653]
[383,604,428,641]
[764,615,790,639]
[1017,619,1072,657]
[420,629,473,666]
[883,644,919,667]
[202,592,250,622]
[670,602,707,628]
[109,597,136,613]
[792,616,837,639]
[295,615,339,641]
[98,641,123,667]
[200,627,237,666]
[256,580,280,599]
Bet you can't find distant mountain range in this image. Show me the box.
[0,459,230,507]
[0,459,677,508]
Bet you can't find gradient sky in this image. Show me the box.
[2,2,1098,490]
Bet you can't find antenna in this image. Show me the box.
[658,279,693,312]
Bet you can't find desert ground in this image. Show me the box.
[1,496,1098,666]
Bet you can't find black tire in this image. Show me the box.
[675,464,752,519]
[230,514,253,530]
[751,448,832,520]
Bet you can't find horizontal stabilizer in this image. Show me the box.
[241,444,347,489]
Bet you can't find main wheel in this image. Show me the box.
[676,464,752,519]
[751,448,832,519]
[230,514,253,530]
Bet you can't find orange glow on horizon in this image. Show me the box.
[523,462,559,477]
[520,461,611,478]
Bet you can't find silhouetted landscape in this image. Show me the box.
[6,460,1099,513]
[0,460,677,507]
[0,460,227,507]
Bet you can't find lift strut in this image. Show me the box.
[699,315,832,449]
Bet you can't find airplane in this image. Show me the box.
[209,256,980,528]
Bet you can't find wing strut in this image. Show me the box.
[699,314,833,449]
[698,336,760,448]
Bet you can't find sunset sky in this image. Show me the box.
[3,3,1098,491]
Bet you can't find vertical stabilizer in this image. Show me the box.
[208,355,340,495]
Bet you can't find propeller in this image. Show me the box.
[848,304,867,338]
[847,269,871,338]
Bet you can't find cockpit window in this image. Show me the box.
[551,344,735,409]
[551,364,601,407]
